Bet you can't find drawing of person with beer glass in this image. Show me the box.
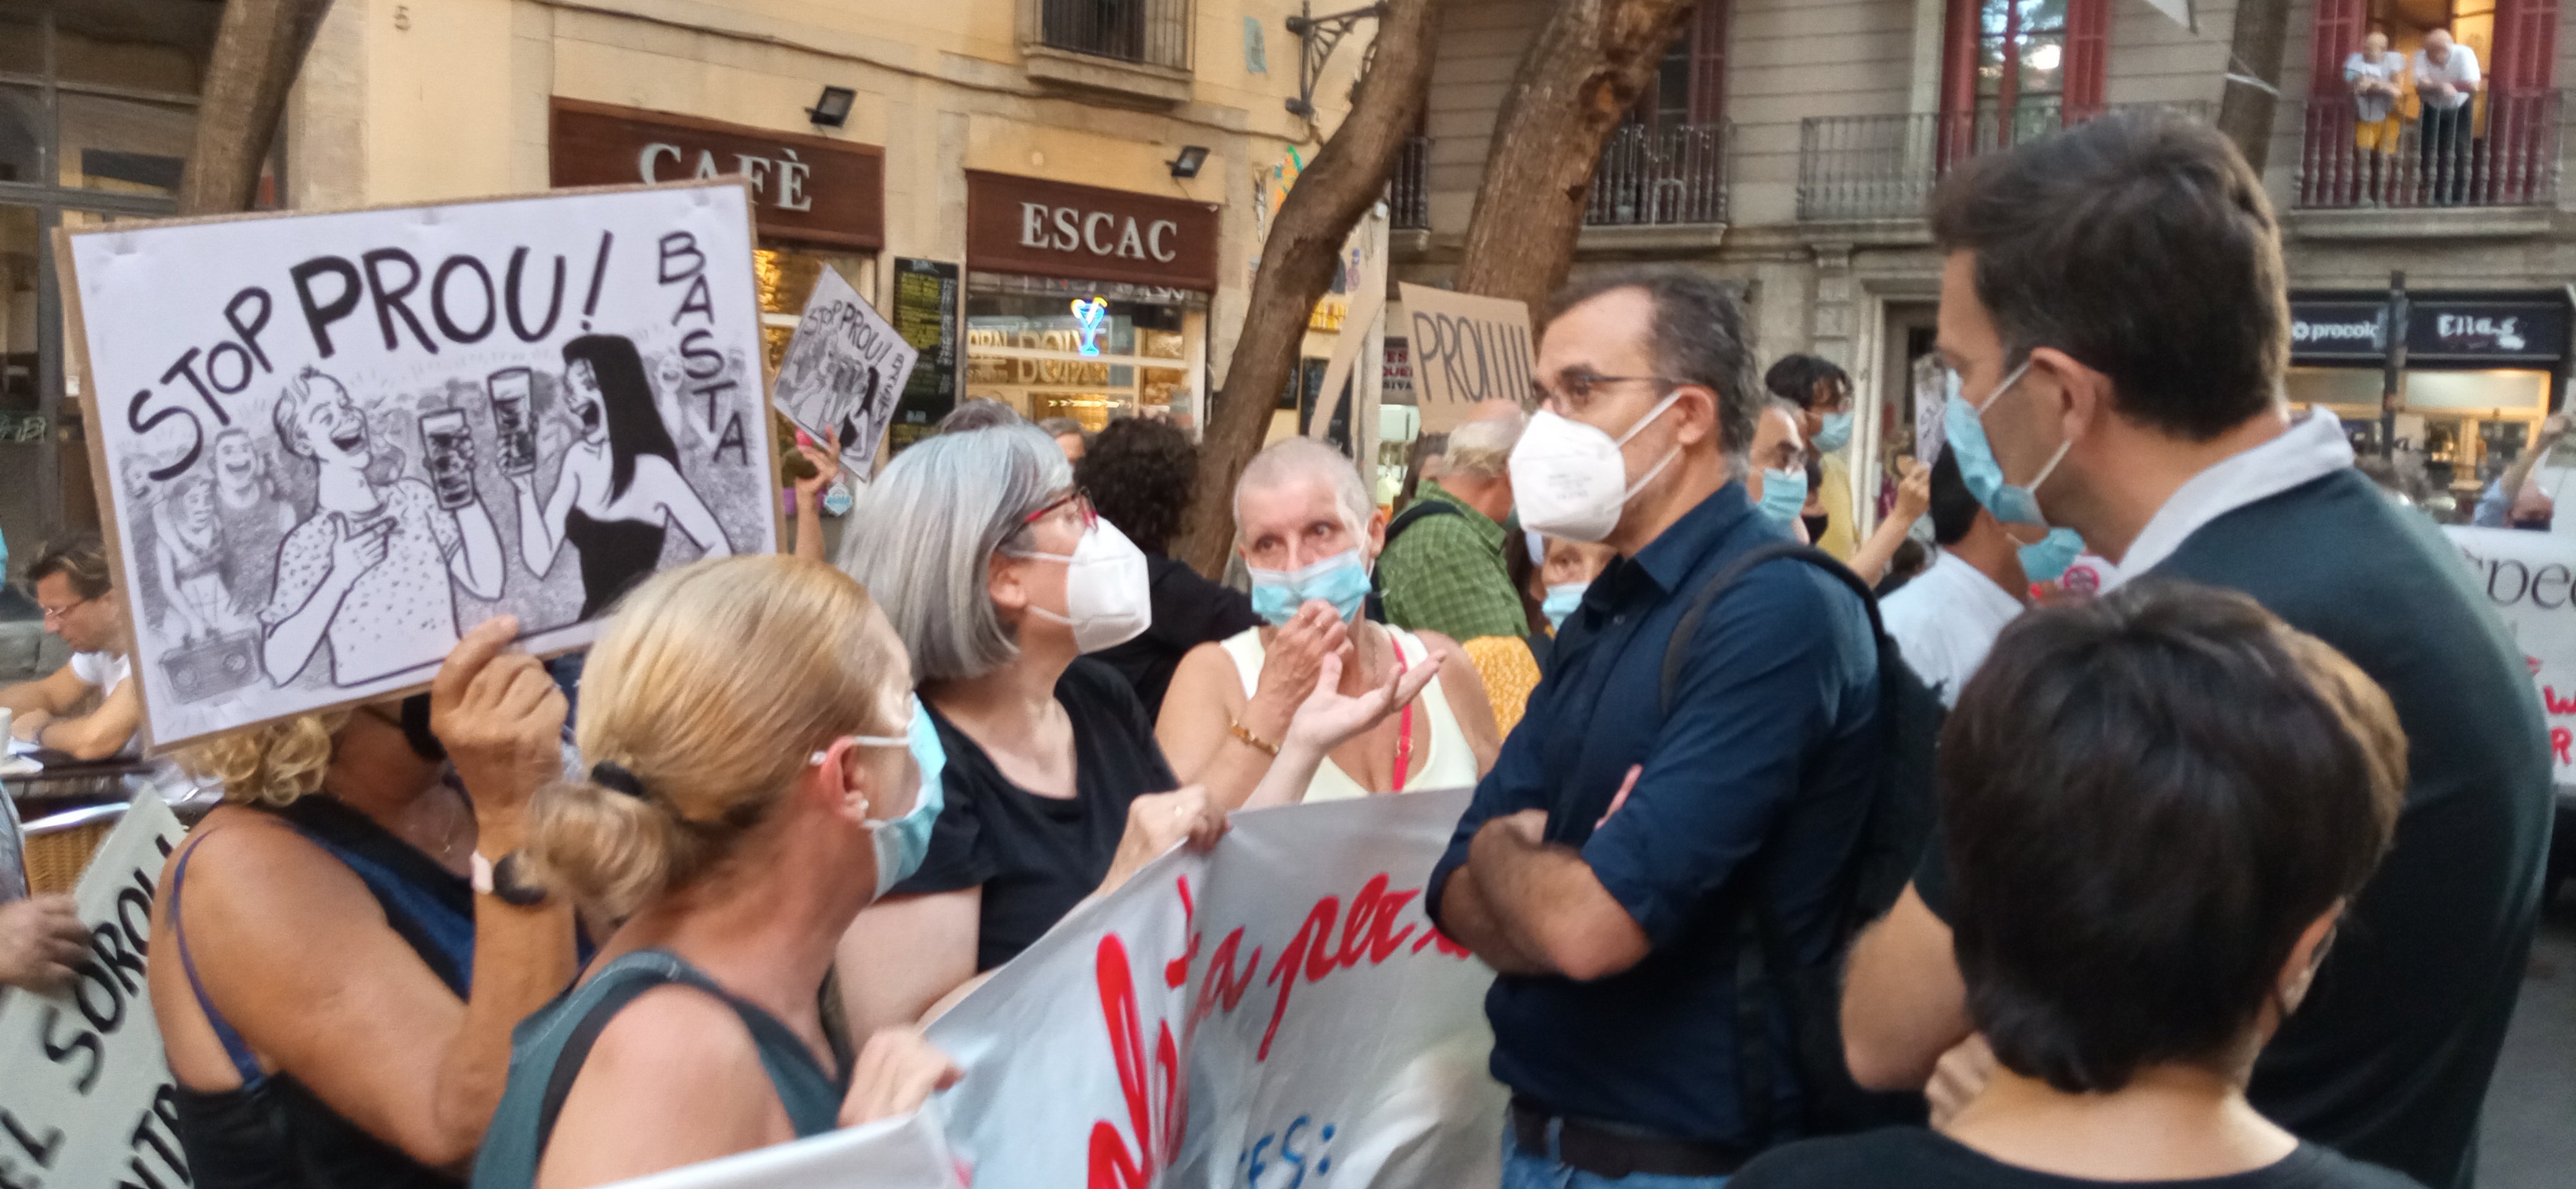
[259,367,505,688]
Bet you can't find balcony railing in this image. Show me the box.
[1034,0,1191,71]
[1586,121,1728,226]
[1390,135,1429,230]
[2292,90,2563,209]
[1798,103,2208,222]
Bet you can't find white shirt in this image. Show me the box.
[1881,551,2026,708]
[69,650,131,695]
[2345,50,2408,121]
[2414,45,2481,110]
[2109,408,2357,585]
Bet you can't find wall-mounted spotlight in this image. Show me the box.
[1167,146,1211,179]
[807,85,856,128]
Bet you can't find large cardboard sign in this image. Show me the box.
[770,265,916,483]
[1399,284,1533,435]
[61,181,775,750]
[2445,526,2576,781]
[0,795,192,1189]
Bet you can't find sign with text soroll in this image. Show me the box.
[2445,526,2576,782]
[772,265,916,482]
[0,795,192,1189]
[63,181,777,750]
[928,790,1505,1189]
[1400,284,1533,437]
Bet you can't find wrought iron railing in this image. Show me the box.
[1389,135,1430,230]
[1586,121,1728,226]
[2291,90,2563,209]
[1034,0,1191,71]
[1798,102,2209,221]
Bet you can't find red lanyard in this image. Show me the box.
[1390,634,1415,793]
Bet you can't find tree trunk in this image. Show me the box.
[178,0,337,216]
[1451,0,1697,312]
[2215,0,2292,173]
[1172,0,1443,576]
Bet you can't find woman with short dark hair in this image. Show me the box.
[1734,581,2419,1189]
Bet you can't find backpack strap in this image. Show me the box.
[1382,499,1460,549]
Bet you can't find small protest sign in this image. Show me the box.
[1399,284,1533,435]
[0,794,192,1189]
[60,180,775,751]
[2445,526,2576,782]
[770,265,917,482]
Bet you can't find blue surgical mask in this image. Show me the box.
[2016,527,2086,585]
[1248,548,1373,625]
[1812,411,1853,453]
[1946,359,2071,528]
[1541,581,1588,631]
[1757,466,1809,529]
[819,695,948,900]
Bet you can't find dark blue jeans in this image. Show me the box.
[1500,1115,1731,1189]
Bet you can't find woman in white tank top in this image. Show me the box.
[1159,440,1502,807]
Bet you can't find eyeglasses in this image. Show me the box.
[1019,487,1099,531]
[38,594,98,625]
[1532,370,1690,414]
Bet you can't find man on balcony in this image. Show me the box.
[2345,31,2408,203]
[2414,28,2481,204]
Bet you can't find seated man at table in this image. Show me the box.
[2,534,141,760]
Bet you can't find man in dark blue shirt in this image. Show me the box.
[1427,266,1882,1188]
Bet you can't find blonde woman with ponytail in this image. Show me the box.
[148,616,578,1189]
[471,555,962,1189]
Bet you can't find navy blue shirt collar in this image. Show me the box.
[1593,480,1758,605]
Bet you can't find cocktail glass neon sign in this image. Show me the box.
[1071,296,1110,357]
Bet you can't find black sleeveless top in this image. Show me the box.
[168,796,479,1189]
[562,508,665,619]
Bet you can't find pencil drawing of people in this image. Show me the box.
[510,333,733,619]
[259,367,506,687]
[152,474,242,642]
[210,426,295,601]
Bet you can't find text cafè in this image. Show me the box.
[964,171,1219,431]
[549,99,887,374]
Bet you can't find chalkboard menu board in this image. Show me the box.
[889,258,962,452]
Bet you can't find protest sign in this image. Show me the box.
[592,1107,964,1189]
[927,790,1503,1189]
[1399,284,1532,435]
[2444,526,2576,780]
[771,264,917,482]
[60,181,775,751]
[0,793,192,1189]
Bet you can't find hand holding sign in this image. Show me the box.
[1103,786,1228,895]
[431,616,571,842]
[0,895,90,992]
[841,1027,964,1127]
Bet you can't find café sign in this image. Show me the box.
[967,170,1219,292]
[550,98,884,250]
[2290,297,2567,363]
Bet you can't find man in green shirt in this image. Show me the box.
[1379,412,1531,640]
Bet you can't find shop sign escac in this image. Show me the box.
[1019,203,1181,264]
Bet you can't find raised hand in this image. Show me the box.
[430,616,568,848]
[1248,603,1349,726]
[793,428,843,508]
[1282,649,1442,757]
[1892,457,1933,523]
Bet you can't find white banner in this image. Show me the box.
[64,181,776,750]
[578,793,1500,1189]
[0,794,191,1189]
[2445,526,2576,780]
[772,264,916,482]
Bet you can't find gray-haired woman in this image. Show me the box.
[832,424,1431,1036]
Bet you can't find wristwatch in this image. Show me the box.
[471,850,550,907]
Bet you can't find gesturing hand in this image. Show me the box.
[839,1027,962,1126]
[326,513,393,583]
[1249,603,1349,726]
[1892,457,1933,523]
[1101,785,1229,895]
[0,896,90,992]
[430,616,568,838]
[1282,650,1442,757]
[793,428,843,508]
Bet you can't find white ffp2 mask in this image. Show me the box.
[1507,390,1686,542]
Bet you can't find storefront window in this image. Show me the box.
[963,273,1203,430]
[0,0,216,586]
[2287,365,2553,516]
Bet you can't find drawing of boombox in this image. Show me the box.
[162,632,263,703]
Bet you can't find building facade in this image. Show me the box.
[0,0,1370,574]
[1396,0,2576,529]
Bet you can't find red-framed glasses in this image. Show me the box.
[1020,487,1099,530]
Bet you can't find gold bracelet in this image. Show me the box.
[1228,718,1281,757]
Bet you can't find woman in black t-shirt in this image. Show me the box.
[833,424,1427,1036]
[1736,585,2422,1189]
